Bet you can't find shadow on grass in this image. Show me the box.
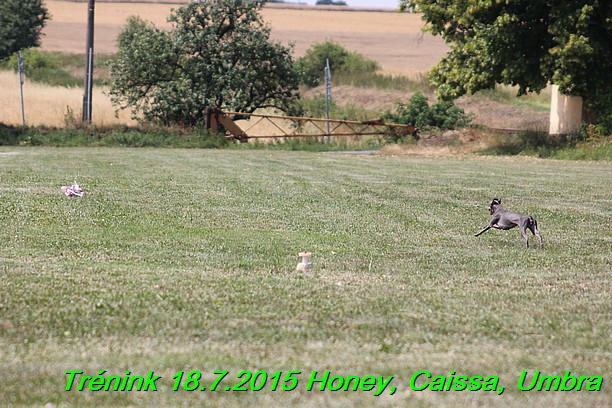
[479,130,611,160]
[479,142,525,156]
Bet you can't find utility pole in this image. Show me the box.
[82,0,95,124]
[18,51,26,126]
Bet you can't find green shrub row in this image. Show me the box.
[0,124,229,149]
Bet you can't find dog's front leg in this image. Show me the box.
[474,225,492,237]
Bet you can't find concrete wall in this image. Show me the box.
[549,84,583,135]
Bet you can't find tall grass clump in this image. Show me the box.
[334,71,434,94]
[482,124,611,160]
[16,126,229,148]
[237,136,381,152]
[299,96,377,122]
[547,139,612,161]
[474,85,551,111]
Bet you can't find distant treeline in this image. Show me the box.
[270,0,347,5]
[314,0,348,5]
[65,0,348,5]
[268,0,348,6]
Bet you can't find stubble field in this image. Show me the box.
[41,0,447,74]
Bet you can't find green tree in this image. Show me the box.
[401,0,611,126]
[0,0,49,60]
[110,0,300,126]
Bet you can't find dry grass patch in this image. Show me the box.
[0,70,135,127]
[379,129,513,157]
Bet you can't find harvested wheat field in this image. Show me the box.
[41,0,448,75]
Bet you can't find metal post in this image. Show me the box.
[325,59,331,143]
[18,51,25,126]
[82,0,95,123]
[87,47,93,120]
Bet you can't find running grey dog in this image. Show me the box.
[474,199,543,248]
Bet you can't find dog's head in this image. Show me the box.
[489,198,502,214]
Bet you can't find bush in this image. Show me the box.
[577,123,609,144]
[1,48,58,71]
[0,123,26,145]
[0,49,81,87]
[585,89,612,136]
[341,51,380,74]
[296,40,380,87]
[383,92,471,140]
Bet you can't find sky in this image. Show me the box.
[300,0,400,8]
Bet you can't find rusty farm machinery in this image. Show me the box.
[205,108,419,143]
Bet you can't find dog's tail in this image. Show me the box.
[527,216,538,231]
[528,215,544,248]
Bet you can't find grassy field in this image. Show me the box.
[0,147,610,407]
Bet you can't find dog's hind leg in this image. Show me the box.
[528,218,544,248]
[535,229,543,248]
[520,225,530,248]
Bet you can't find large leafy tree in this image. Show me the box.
[0,0,49,60]
[401,0,611,123]
[110,0,300,126]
